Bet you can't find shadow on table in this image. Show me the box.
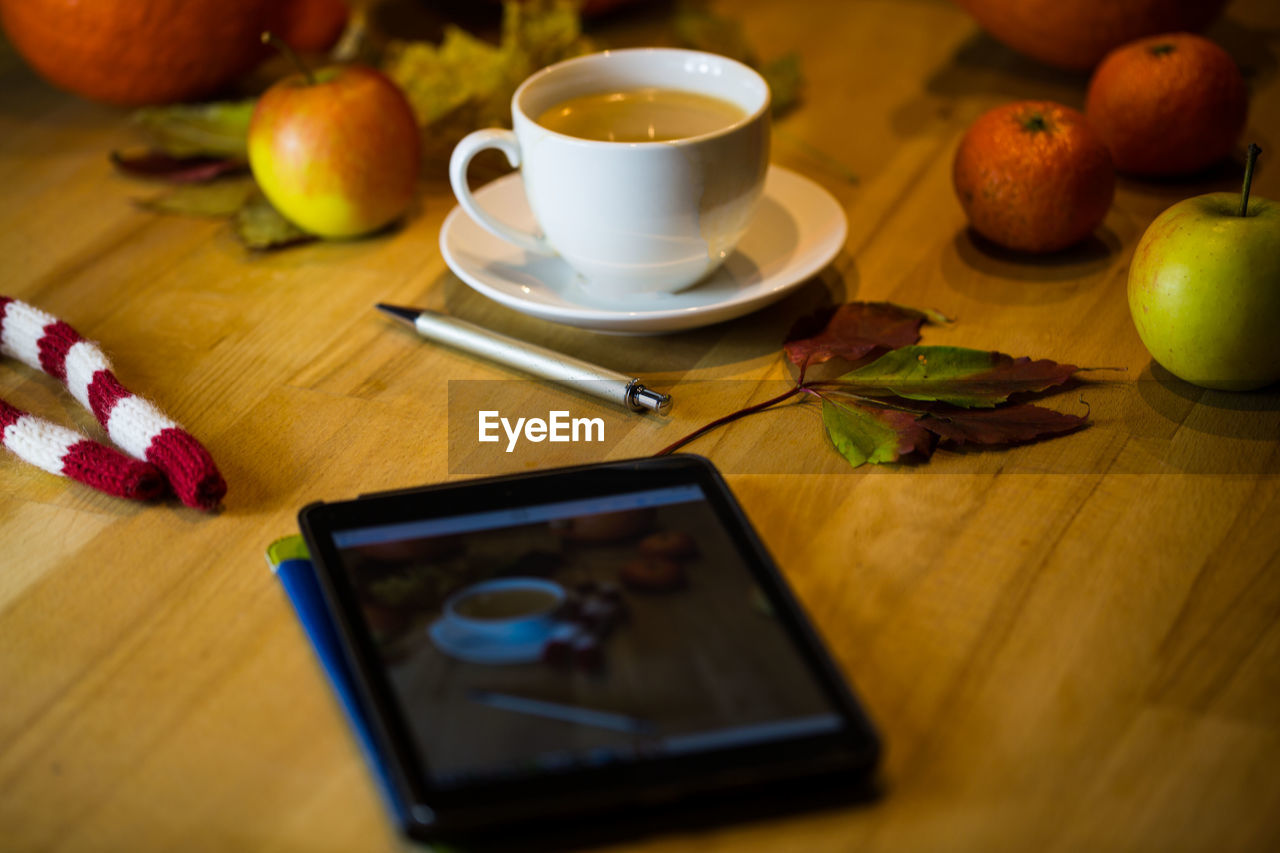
[1208,14,1280,88]
[938,226,1119,305]
[919,31,1089,105]
[1136,361,1280,438]
[1115,144,1276,212]
[906,12,1276,110]
[438,253,857,374]
[1095,363,1280,475]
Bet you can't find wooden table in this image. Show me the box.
[3,1,1279,850]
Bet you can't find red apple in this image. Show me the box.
[248,44,420,238]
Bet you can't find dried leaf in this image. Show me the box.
[130,100,256,159]
[385,27,508,129]
[673,1,803,116]
[760,52,802,115]
[784,302,936,367]
[135,181,257,218]
[918,404,1089,447]
[503,0,591,70]
[654,300,1091,468]
[885,302,953,326]
[111,151,247,183]
[820,398,934,468]
[383,0,591,160]
[233,194,314,250]
[673,1,753,63]
[839,346,1079,408]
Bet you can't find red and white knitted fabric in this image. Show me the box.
[0,296,226,510]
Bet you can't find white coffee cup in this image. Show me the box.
[449,48,771,297]
[442,577,565,641]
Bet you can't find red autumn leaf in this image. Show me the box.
[654,300,1090,470]
[918,403,1088,446]
[111,151,248,183]
[870,406,937,459]
[839,346,1080,407]
[958,355,1081,402]
[820,397,937,467]
[783,302,936,367]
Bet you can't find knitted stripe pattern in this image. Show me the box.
[0,296,226,509]
[0,398,167,501]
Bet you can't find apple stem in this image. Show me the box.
[261,32,315,86]
[1239,143,1261,217]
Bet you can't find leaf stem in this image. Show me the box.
[262,32,316,86]
[653,385,804,456]
[809,386,937,417]
[1239,143,1261,217]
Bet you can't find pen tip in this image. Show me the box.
[375,303,419,324]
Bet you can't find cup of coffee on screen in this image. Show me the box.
[443,577,565,641]
[449,48,771,297]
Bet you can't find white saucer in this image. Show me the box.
[428,617,550,665]
[439,165,848,334]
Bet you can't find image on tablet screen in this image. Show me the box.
[332,485,843,787]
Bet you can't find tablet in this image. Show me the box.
[299,455,879,844]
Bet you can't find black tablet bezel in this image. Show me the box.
[299,455,879,842]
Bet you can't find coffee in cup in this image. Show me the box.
[449,49,771,297]
[443,577,565,640]
[535,87,749,143]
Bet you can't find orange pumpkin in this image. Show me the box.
[953,0,1228,71]
[276,0,349,54]
[0,0,272,106]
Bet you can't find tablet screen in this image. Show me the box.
[328,483,845,790]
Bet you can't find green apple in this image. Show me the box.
[248,37,420,238]
[1128,147,1280,391]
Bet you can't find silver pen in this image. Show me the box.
[376,304,672,415]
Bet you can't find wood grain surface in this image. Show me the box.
[2,1,1279,851]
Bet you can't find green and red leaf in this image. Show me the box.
[652,301,1092,469]
[111,151,248,184]
[135,181,256,218]
[129,99,255,159]
[233,193,315,251]
[837,345,1079,407]
[917,403,1088,446]
[820,397,935,468]
[784,302,943,367]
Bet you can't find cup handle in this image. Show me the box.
[449,129,556,256]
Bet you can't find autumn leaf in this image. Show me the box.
[838,345,1079,407]
[233,194,314,250]
[657,300,1092,470]
[673,0,803,115]
[784,302,942,367]
[761,53,802,116]
[136,181,256,218]
[112,151,248,183]
[892,303,953,326]
[384,0,591,161]
[917,403,1088,446]
[130,100,255,158]
[820,397,934,467]
[673,1,754,64]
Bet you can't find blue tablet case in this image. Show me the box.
[265,536,409,827]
